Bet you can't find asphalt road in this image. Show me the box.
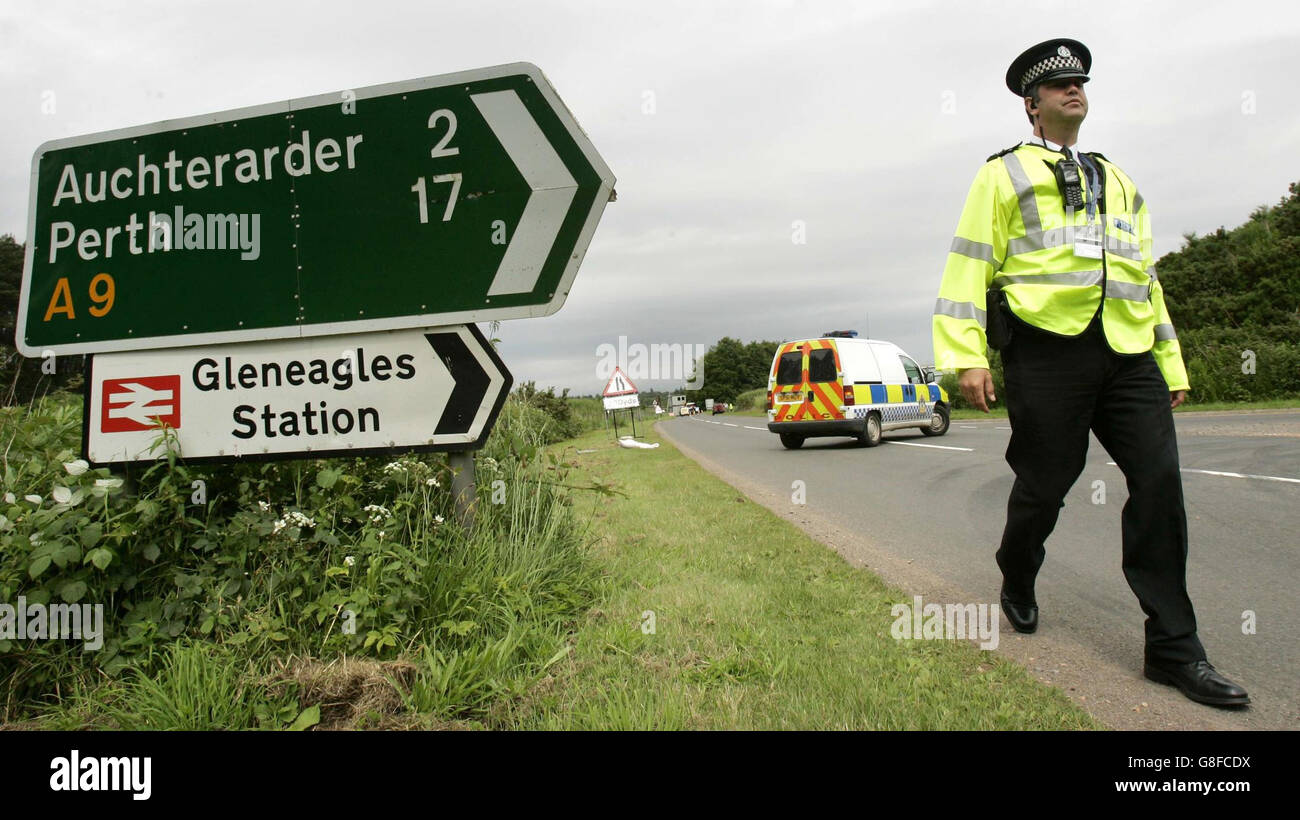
[658,410,1300,729]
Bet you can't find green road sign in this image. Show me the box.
[17,63,615,357]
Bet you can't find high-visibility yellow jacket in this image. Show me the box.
[932,143,1189,391]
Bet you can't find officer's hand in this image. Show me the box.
[1171,390,1187,409]
[959,368,996,413]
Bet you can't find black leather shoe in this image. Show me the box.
[999,585,1038,634]
[1144,659,1251,707]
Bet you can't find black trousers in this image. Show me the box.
[996,317,1206,665]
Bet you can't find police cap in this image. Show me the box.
[1006,38,1091,96]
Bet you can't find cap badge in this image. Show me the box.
[1058,46,1071,57]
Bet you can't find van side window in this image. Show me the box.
[776,352,803,385]
[808,348,837,383]
[899,356,925,385]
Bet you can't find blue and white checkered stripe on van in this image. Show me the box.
[847,403,928,422]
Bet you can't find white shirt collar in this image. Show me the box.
[1028,134,1082,157]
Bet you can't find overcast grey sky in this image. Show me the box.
[3,0,1297,394]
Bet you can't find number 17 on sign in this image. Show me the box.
[411,173,462,223]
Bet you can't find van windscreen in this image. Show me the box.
[808,348,837,383]
[776,352,803,385]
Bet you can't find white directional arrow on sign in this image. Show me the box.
[472,90,579,297]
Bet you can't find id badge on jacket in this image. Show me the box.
[1073,222,1103,259]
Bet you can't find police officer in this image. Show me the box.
[932,39,1249,707]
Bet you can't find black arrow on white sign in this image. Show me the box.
[425,323,512,443]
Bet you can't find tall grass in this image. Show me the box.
[3,393,600,727]
[566,396,608,435]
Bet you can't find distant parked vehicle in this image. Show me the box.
[712,403,726,415]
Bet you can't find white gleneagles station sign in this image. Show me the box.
[84,325,511,465]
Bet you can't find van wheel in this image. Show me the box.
[779,433,805,450]
[858,413,882,447]
[922,404,950,437]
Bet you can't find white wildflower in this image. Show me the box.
[343,555,355,567]
[52,485,72,504]
[363,503,391,524]
[63,459,90,476]
[258,500,271,511]
[425,477,440,488]
[286,510,315,528]
[434,514,445,525]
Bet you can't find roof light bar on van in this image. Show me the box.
[822,330,859,338]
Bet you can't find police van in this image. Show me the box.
[766,331,950,449]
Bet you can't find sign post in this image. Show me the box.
[601,366,640,440]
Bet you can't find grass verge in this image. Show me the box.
[496,426,1102,730]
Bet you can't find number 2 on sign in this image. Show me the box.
[411,174,463,223]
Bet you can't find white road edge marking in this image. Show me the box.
[744,425,766,431]
[886,441,973,452]
[723,423,738,427]
[1105,461,1300,485]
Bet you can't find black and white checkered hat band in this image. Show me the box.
[1020,54,1085,92]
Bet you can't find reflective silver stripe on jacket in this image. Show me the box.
[1002,153,1042,234]
[994,269,1102,287]
[934,298,987,328]
[1105,279,1151,302]
[1006,230,1056,257]
[1146,266,1157,281]
[1104,239,1144,261]
[950,236,997,266]
[1133,191,1145,214]
[1005,227,1144,261]
[1154,323,1177,341]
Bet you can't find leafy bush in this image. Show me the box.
[0,393,601,725]
[735,388,767,412]
[512,381,584,443]
[1178,329,1300,402]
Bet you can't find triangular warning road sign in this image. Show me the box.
[601,366,639,397]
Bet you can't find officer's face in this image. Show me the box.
[1033,77,1089,125]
